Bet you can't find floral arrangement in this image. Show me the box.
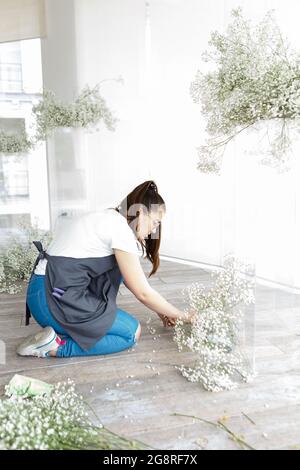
[174,255,256,392]
[0,216,53,294]
[32,83,119,141]
[0,130,33,155]
[0,79,121,154]
[0,377,146,450]
[190,7,300,174]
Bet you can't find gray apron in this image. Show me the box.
[25,241,122,351]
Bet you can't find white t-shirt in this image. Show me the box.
[34,208,143,275]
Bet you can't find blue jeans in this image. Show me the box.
[26,274,140,357]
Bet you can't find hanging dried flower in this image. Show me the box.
[0,130,33,155]
[32,83,119,141]
[191,7,300,173]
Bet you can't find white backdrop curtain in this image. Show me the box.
[0,0,46,43]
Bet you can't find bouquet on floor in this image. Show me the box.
[0,375,147,450]
[174,255,256,392]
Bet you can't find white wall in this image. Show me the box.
[74,0,150,210]
[40,0,300,288]
[41,0,88,227]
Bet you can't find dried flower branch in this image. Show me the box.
[0,130,33,155]
[0,216,52,294]
[174,254,255,392]
[191,7,300,173]
[173,412,256,450]
[32,84,119,141]
[0,378,146,450]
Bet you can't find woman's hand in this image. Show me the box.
[157,313,177,327]
[157,309,197,327]
[179,309,197,323]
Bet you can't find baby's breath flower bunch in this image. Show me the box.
[0,130,33,155]
[0,379,145,450]
[32,83,119,141]
[190,7,300,174]
[0,216,52,294]
[0,80,121,154]
[174,255,255,392]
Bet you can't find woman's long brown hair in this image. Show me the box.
[114,180,166,277]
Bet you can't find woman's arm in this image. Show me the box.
[114,249,191,321]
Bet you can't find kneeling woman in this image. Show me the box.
[17,180,193,358]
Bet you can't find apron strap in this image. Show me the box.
[25,301,31,326]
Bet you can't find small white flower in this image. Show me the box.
[174,255,255,392]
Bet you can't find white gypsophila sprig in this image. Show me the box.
[0,378,145,450]
[32,83,119,141]
[1,79,120,155]
[174,255,255,392]
[0,130,33,155]
[0,216,53,294]
[191,7,300,174]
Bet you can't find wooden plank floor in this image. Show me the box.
[0,258,300,450]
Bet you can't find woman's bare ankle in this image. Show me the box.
[49,348,58,357]
[48,335,63,357]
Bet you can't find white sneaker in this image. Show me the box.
[17,326,59,358]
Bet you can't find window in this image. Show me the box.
[0,38,48,245]
[0,41,22,93]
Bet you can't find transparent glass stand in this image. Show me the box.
[219,141,257,379]
[46,127,89,230]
